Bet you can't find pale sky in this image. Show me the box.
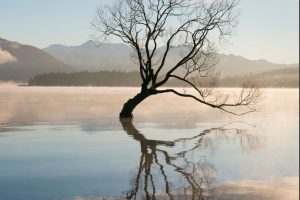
[0,0,299,64]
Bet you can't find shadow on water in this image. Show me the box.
[119,119,262,200]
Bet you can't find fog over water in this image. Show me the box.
[0,87,298,200]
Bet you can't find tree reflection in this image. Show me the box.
[120,119,261,200]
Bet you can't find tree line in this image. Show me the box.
[28,71,142,86]
[28,70,298,88]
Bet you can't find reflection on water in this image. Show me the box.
[0,87,298,200]
[120,119,261,200]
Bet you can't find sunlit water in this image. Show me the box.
[0,87,298,200]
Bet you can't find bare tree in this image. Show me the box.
[93,0,263,118]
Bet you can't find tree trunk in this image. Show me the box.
[119,89,150,118]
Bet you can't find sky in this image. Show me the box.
[0,0,299,64]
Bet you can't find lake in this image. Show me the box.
[0,87,298,200]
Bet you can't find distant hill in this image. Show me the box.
[44,41,135,72]
[220,67,299,88]
[215,55,298,77]
[1,38,298,84]
[0,38,74,81]
[44,40,298,77]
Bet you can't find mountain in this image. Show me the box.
[0,38,74,81]
[44,41,135,72]
[215,54,298,77]
[256,67,299,87]
[1,38,297,83]
[44,41,298,77]
[261,66,299,75]
[220,67,299,88]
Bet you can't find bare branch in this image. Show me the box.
[93,0,263,118]
[155,82,263,116]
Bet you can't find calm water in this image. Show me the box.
[0,87,298,200]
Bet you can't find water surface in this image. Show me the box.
[0,87,298,199]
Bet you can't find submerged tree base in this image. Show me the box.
[119,89,152,119]
[119,110,134,119]
[119,113,134,119]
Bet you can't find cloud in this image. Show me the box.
[0,48,17,64]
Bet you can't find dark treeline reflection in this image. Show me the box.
[119,119,261,200]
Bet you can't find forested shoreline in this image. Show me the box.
[28,70,299,88]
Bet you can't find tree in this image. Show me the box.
[93,0,263,118]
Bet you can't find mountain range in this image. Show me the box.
[0,38,73,81]
[0,38,298,84]
[44,40,298,77]
[44,41,136,72]
[220,67,299,87]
